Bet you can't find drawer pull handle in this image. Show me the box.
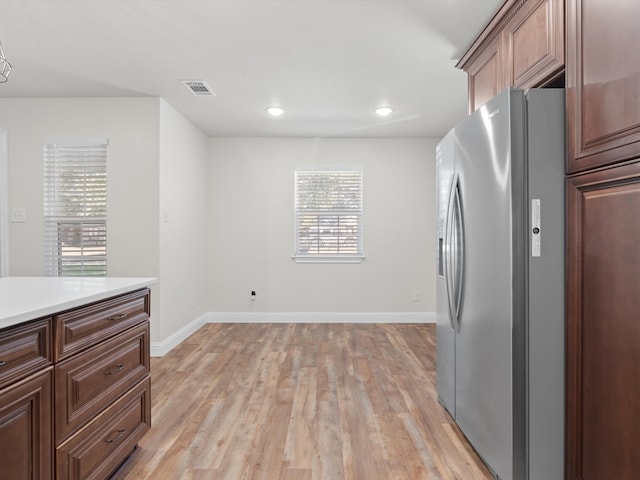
[0,361,6,367]
[107,313,127,321]
[106,429,126,444]
[105,364,125,375]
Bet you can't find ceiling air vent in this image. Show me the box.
[181,80,216,96]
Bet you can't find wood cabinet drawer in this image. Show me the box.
[56,377,150,480]
[0,318,52,390]
[54,289,149,362]
[55,322,150,444]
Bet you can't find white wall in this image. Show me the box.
[0,97,160,277]
[0,97,216,349]
[207,137,437,314]
[0,97,161,336]
[158,99,209,343]
[1,98,439,350]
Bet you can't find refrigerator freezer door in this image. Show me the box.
[436,131,456,416]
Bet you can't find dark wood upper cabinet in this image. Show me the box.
[566,0,640,173]
[458,0,564,112]
[464,35,505,114]
[504,0,564,88]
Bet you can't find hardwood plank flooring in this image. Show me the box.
[111,323,492,480]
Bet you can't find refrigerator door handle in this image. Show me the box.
[445,174,465,332]
[452,179,465,330]
[445,174,459,331]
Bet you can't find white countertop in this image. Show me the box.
[0,277,157,329]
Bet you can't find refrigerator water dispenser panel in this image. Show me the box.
[532,199,541,257]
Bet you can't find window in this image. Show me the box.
[294,168,363,263]
[43,142,107,276]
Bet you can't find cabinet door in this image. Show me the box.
[504,0,564,88]
[0,369,53,480]
[567,0,640,173]
[467,35,505,112]
[566,161,640,479]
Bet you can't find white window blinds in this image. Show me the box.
[294,168,363,262]
[43,143,107,276]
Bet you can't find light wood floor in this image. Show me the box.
[112,323,492,480]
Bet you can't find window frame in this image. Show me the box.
[43,141,108,277]
[293,167,365,264]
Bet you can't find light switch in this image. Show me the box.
[11,208,26,223]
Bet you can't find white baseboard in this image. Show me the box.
[151,311,435,357]
[206,311,435,324]
[150,312,209,357]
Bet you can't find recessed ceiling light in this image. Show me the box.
[266,106,285,117]
[375,106,394,117]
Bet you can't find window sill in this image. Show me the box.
[292,254,366,264]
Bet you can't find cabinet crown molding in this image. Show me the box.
[457,0,532,69]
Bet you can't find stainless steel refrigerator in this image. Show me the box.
[436,88,565,480]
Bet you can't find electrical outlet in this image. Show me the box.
[412,290,420,302]
[250,290,256,301]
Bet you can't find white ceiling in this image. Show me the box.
[0,0,501,138]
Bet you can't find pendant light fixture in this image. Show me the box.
[0,41,12,83]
